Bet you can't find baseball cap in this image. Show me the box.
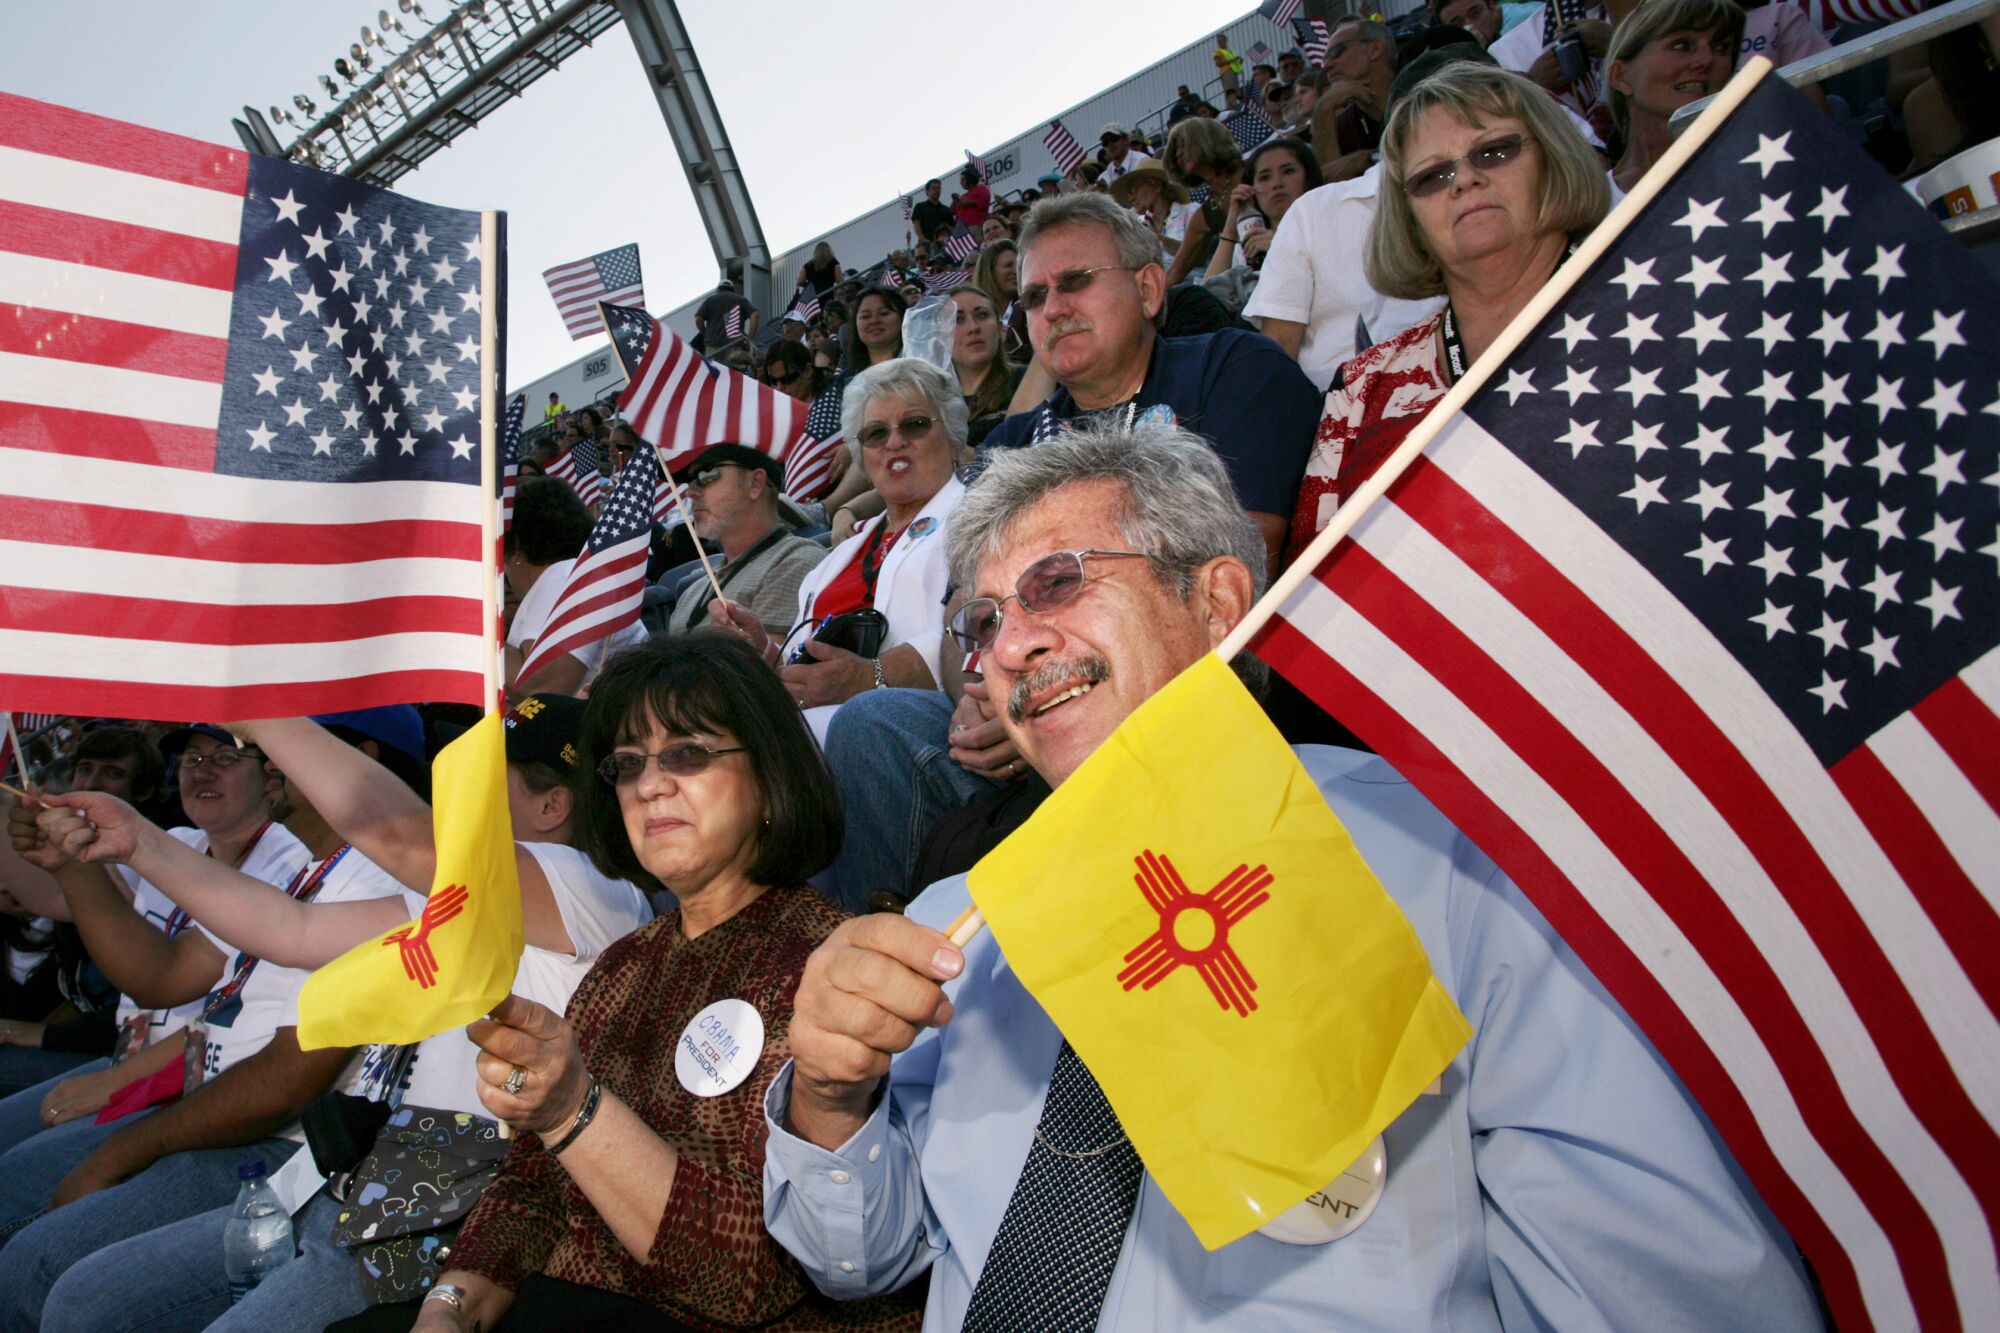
[311,706,425,764]
[671,442,783,487]
[1037,171,1063,186]
[501,694,587,774]
[158,723,239,760]
[1099,123,1130,142]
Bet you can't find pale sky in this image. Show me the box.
[2,0,1242,386]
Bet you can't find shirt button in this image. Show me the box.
[839,1261,856,1273]
[829,1169,851,1185]
[867,1144,882,1163]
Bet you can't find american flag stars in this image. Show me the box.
[219,159,487,487]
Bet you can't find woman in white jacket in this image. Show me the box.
[714,359,967,745]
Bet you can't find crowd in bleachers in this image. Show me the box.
[1,0,1993,1327]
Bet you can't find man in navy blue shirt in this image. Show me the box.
[985,193,1321,576]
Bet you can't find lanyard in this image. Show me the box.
[163,820,274,940]
[1441,241,1578,385]
[198,843,350,1023]
[686,526,789,628]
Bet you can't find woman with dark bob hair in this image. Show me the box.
[416,635,919,1332]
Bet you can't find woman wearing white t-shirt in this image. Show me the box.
[28,697,650,1330]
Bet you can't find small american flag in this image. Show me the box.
[794,293,821,323]
[515,436,659,685]
[499,394,525,531]
[601,302,806,477]
[900,195,913,224]
[1259,76,2000,1332]
[1303,18,1332,65]
[963,149,986,182]
[1044,121,1087,175]
[1260,0,1301,27]
[542,243,644,342]
[944,224,980,263]
[0,91,496,720]
[1246,40,1274,65]
[785,379,846,501]
[1226,105,1278,155]
[16,713,64,734]
[722,305,743,342]
[925,269,971,294]
[544,438,601,508]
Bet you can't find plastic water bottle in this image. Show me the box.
[222,1158,294,1303]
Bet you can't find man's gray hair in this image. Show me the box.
[840,357,970,462]
[1017,192,1165,275]
[1339,16,1398,67]
[949,423,1270,693]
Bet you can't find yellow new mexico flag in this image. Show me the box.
[298,712,523,1050]
[967,653,1471,1250]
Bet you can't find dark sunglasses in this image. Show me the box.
[687,462,755,489]
[596,744,747,786]
[1018,264,1139,313]
[1403,133,1533,199]
[948,549,1151,653]
[855,414,935,450]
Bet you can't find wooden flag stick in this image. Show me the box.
[664,448,729,610]
[480,211,505,717]
[2,712,29,797]
[1214,58,1774,666]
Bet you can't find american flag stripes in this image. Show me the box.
[944,224,980,263]
[1044,121,1088,176]
[1246,40,1274,66]
[544,438,601,508]
[600,302,806,478]
[1803,0,1924,29]
[793,292,821,323]
[722,305,744,343]
[0,92,496,720]
[653,474,689,526]
[542,243,644,341]
[925,269,971,294]
[1253,77,1999,1332]
[499,393,525,531]
[1259,0,1302,28]
[784,379,846,502]
[1303,19,1332,65]
[514,436,659,686]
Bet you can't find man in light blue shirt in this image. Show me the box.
[762,424,1820,1330]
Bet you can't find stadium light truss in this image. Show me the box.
[248,0,626,189]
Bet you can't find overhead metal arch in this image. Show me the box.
[247,0,772,316]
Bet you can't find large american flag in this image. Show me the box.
[600,302,806,476]
[499,393,525,531]
[785,379,846,502]
[544,437,601,508]
[1044,121,1087,176]
[514,435,659,685]
[1254,77,1998,1331]
[0,92,496,720]
[541,243,644,341]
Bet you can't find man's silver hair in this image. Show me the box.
[948,422,1270,689]
[840,357,971,463]
[1017,192,1165,274]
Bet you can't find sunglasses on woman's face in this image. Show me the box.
[1402,133,1533,198]
[596,743,747,786]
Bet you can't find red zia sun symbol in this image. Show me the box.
[1116,850,1272,1017]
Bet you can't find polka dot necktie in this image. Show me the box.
[960,1042,1144,1332]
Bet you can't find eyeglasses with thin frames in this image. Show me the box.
[855,414,936,450]
[178,747,263,772]
[1402,133,1534,199]
[1018,265,1141,313]
[596,744,747,787]
[948,549,1153,653]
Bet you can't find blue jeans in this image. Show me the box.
[0,1098,141,1244]
[41,1189,367,1333]
[0,1135,296,1331]
[0,1047,100,1100]
[0,1057,110,1155]
[819,688,1002,913]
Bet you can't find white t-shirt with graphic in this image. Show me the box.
[111,822,310,1051]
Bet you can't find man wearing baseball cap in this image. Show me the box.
[1095,123,1155,185]
[663,443,827,637]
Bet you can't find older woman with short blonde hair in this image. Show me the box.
[1290,64,1608,555]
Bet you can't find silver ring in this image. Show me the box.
[951,724,967,735]
[503,1066,526,1096]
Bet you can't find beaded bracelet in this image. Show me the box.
[545,1075,602,1155]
